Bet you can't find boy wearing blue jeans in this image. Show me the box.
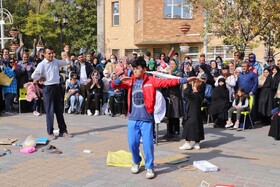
[111,57,187,179]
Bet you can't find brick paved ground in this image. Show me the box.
[0,113,279,187]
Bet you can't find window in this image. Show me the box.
[112,2,119,26]
[125,49,148,59]
[112,49,120,57]
[136,0,141,21]
[185,47,199,62]
[153,48,162,59]
[164,0,193,19]
[207,46,234,61]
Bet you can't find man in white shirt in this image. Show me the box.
[31,46,72,140]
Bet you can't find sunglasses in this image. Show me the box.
[268,60,273,62]
[234,54,239,56]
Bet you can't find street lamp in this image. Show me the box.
[54,13,68,53]
[0,0,13,50]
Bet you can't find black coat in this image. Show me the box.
[167,71,183,118]
[268,98,280,140]
[209,85,229,115]
[209,84,229,127]
[181,84,205,142]
[258,75,272,117]
[15,66,29,88]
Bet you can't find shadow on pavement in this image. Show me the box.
[71,124,127,136]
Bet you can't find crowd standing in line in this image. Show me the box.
[1,42,280,179]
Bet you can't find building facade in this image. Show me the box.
[97,0,279,63]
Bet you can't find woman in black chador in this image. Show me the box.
[259,66,280,124]
[209,78,230,128]
[268,88,280,140]
[180,77,205,150]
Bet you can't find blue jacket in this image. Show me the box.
[108,80,124,96]
[237,70,258,94]
[4,67,17,94]
[250,53,262,76]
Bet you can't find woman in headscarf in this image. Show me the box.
[258,69,273,124]
[268,86,280,140]
[164,59,183,139]
[209,78,230,128]
[214,64,236,105]
[258,66,280,124]
[180,77,205,150]
[210,60,221,79]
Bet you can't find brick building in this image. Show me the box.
[97,0,279,63]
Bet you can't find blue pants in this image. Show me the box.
[128,120,154,169]
[70,95,83,112]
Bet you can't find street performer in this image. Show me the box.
[111,56,189,179]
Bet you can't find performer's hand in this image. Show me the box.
[120,77,131,82]
[278,112,280,117]
[187,76,197,82]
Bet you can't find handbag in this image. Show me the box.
[0,72,14,86]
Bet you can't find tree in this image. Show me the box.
[190,0,280,59]
[21,10,59,46]
[48,0,97,53]
[3,0,97,54]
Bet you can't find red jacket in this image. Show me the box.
[111,74,181,114]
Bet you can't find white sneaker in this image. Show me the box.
[33,111,40,116]
[94,110,99,116]
[193,143,200,150]
[68,108,72,114]
[179,142,192,150]
[131,163,140,174]
[87,109,92,116]
[225,121,233,128]
[146,169,155,179]
[233,121,240,129]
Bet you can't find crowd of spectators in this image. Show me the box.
[1,45,280,141]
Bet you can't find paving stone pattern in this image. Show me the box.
[0,114,279,187]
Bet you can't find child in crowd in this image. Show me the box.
[86,70,103,116]
[111,57,188,179]
[225,88,249,129]
[108,73,124,117]
[65,72,80,108]
[102,69,110,104]
[66,77,83,114]
[24,79,43,116]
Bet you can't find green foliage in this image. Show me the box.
[190,0,280,56]
[3,0,97,55]
[22,11,59,41]
[48,0,97,53]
